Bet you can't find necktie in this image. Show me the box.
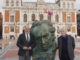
[27,34,29,41]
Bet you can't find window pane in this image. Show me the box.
[10,26,14,32]
[10,16,14,22]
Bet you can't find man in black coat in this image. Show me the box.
[58,27,75,60]
[16,26,35,60]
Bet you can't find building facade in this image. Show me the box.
[2,0,77,39]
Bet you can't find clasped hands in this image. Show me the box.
[23,46,32,50]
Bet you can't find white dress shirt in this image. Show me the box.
[25,33,30,42]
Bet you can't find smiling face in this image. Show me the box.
[25,26,30,34]
[60,27,67,36]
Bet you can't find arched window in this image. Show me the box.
[32,14,35,21]
[16,1,19,6]
[24,14,27,22]
[6,0,9,6]
[40,14,43,20]
[11,0,14,6]
[48,15,51,21]
[55,15,59,22]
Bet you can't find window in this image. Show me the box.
[16,1,19,6]
[11,0,14,6]
[40,14,43,20]
[72,3,74,9]
[67,3,70,8]
[63,2,65,8]
[48,15,51,21]
[10,16,14,22]
[24,14,27,22]
[67,25,71,32]
[15,26,19,33]
[10,26,14,32]
[55,15,59,22]
[6,0,9,6]
[67,16,71,22]
[32,14,35,21]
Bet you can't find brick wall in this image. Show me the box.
[5,10,9,22]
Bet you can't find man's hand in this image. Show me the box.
[23,46,28,50]
[28,47,32,50]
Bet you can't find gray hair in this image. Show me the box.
[24,25,30,30]
[60,25,67,32]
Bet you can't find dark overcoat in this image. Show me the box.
[16,33,36,56]
[58,35,75,60]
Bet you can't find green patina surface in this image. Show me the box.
[31,20,57,60]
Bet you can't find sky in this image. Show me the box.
[0,0,80,12]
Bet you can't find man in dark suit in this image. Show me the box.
[58,27,75,60]
[17,26,35,60]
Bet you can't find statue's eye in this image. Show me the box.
[43,34,49,37]
[36,37,41,40]
[43,35,46,37]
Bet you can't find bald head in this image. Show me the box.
[24,25,30,34]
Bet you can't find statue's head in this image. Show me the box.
[31,20,55,51]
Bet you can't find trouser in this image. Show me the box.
[19,51,31,60]
[60,53,71,60]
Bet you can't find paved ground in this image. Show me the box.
[0,41,80,60]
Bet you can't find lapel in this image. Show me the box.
[67,35,70,48]
[23,33,27,41]
[60,36,62,47]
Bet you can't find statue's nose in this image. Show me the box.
[42,40,45,44]
[41,38,46,44]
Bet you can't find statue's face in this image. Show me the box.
[32,24,55,51]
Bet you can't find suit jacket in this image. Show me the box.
[16,33,36,56]
[58,35,75,60]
